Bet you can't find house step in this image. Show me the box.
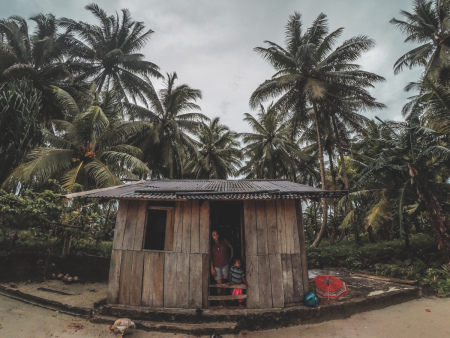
[208,294,247,301]
[209,283,247,289]
[91,314,237,335]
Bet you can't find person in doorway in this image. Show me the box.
[211,230,233,307]
[227,258,247,309]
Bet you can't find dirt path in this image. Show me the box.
[0,295,449,337]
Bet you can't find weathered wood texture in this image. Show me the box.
[122,200,140,250]
[133,200,147,250]
[243,198,307,309]
[110,200,211,309]
[110,198,307,310]
[106,249,122,304]
[112,200,128,250]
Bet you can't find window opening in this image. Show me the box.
[143,206,174,251]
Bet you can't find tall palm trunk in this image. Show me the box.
[409,164,450,264]
[331,113,349,190]
[311,101,328,248]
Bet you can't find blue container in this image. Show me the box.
[303,291,320,307]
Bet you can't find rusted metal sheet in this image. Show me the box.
[65,179,347,200]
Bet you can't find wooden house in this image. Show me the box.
[65,180,345,310]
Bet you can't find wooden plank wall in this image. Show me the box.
[107,199,211,309]
[244,199,306,309]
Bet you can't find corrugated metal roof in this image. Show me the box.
[63,180,347,200]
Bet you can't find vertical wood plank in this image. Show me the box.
[176,253,190,308]
[163,253,178,307]
[141,252,154,307]
[295,200,310,294]
[190,200,200,253]
[118,250,133,305]
[284,200,296,254]
[202,253,209,309]
[188,254,203,308]
[122,200,139,250]
[199,201,210,254]
[173,202,183,252]
[292,254,303,302]
[129,251,144,306]
[133,200,147,251]
[164,208,174,251]
[152,252,165,308]
[276,200,287,254]
[107,249,122,304]
[256,201,268,255]
[244,201,257,256]
[246,255,259,309]
[113,200,128,250]
[182,201,192,253]
[266,200,278,255]
[269,254,284,308]
[258,255,272,308]
[281,254,294,304]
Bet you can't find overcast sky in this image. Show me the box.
[2,0,423,133]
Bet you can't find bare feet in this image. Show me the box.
[239,303,245,309]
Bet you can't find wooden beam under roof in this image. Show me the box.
[62,180,146,199]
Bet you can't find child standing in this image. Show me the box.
[227,259,247,309]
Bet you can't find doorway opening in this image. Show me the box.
[208,201,245,307]
[210,201,244,262]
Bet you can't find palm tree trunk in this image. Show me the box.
[331,113,349,190]
[409,164,450,264]
[310,101,328,249]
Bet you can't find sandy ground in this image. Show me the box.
[0,295,449,338]
[3,280,108,309]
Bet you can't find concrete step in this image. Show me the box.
[91,314,237,336]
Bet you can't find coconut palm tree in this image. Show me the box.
[0,80,44,184]
[390,0,450,79]
[59,3,162,104]
[124,72,208,178]
[0,14,75,122]
[356,112,450,262]
[2,86,151,192]
[185,117,241,179]
[250,12,384,247]
[239,104,301,180]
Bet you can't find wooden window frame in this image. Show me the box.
[142,206,175,252]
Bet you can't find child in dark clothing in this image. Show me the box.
[227,259,247,309]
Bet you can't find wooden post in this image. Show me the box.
[295,199,310,294]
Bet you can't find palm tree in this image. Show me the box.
[390,0,450,79]
[390,0,450,78]
[0,79,44,184]
[250,12,384,247]
[0,14,74,122]
[185,117,241,179]
[2,86,151,192]
[356,113,450,263]
[125,72,208,178]
[59,3,162,104]
[239,104,301,180]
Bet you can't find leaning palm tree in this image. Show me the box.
[0,14,74,122]
[125,72,208,178]
[185,117,241,179]
[239,104,301,180]
[59,3,162,104]
[390,0,450,79]
[250,12,384,247]
[2,86,151,192]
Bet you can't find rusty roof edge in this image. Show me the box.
[61,180,146,199]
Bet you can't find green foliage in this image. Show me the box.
[424,265,450,297]
[307,234,437,273]
[0,79,44,184]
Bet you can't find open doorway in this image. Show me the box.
[210,201,244,262]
